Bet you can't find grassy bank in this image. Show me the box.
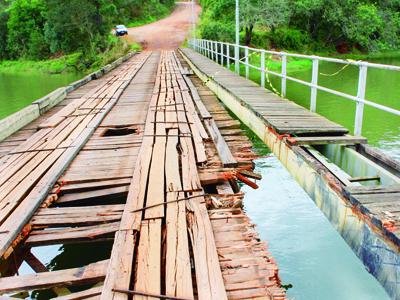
[0,37,139,75]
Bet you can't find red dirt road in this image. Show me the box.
[128,2,201,50]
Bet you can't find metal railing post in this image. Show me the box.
[261,51,265,88]
[235,45,239,74]
[310,58,319,112]
[214,41,218,62]
[354,64,368,136]
[226,44,230,69]
[245,47,249,79]
[281,54,287,97]
[211,41,215,61]
[220,42,224,65]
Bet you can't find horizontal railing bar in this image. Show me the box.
[190,39,400,117]
[197,39,400,71]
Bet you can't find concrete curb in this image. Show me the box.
[0,51,136,143]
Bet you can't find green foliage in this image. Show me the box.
[44,0,117,56]
[198,0,400,53]
[6,0,49,59]
[270,28,310,50]
[0,0,173,65]
[200,21,235,42]
[0,9,8,59]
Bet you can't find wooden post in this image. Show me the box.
[281,54,287,97]
[310,58,319,112]
[355,64,368,136]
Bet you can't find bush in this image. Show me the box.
[269,28,310,50]
[28,31,50,59]
[249,30,271,49]
[200,21,235,42]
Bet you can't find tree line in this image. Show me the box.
[0,0,174,61]
[199,0,400,53]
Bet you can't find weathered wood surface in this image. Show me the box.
[0,52,151,259]
[180,48,348,136]
[344,184,400,237]
[0,50,285,300]
[0,260,108,293]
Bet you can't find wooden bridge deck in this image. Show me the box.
[180,50,349,137]
[0,51,285,299]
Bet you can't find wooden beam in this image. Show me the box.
[0,260,108,294]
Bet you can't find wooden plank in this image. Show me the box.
[186,192,227,300]
[204,119,237,167]
[101,52,160,299]
[344,184,400,196]
[0,260,108,293]
[26,222,119,246]
[31,205,124,227]
[57,186,129,204]
[53,286,103,300]
[165,129,193,299]
[135,219,162,299]
[24,251,71,296]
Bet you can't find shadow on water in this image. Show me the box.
[223,104,390,299]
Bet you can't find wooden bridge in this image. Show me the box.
[0,44,399,299]
[0,51,285,299]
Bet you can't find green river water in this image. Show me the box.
[1,57,398,299]
[0,70,84,120]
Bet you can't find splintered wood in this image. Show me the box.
[103,51,226,300]
[0,50,285,300]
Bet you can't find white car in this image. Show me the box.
[115,25,128,36]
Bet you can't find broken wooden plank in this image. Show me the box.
[0,260,108,294]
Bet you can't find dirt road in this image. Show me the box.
[128,2,201,50]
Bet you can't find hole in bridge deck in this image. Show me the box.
[101,127,137,137]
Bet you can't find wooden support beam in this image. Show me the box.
[0,260,108,294]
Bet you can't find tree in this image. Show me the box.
[44,0,117,56]
[6,0,49,59]
[240,0,261,46]
[259,0,290,33]
[0,9,8,59]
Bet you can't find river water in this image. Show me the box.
[239,131,390,299]
[0,70,83,120]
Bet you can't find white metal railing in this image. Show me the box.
[188,39,400,136]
